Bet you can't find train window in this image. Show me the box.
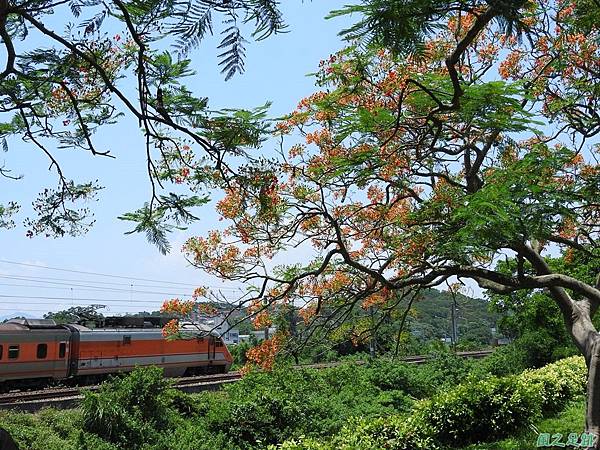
[59,343,66,358]
[216,340,223,347]
[123,336,131,345]
[37,344,48,359]
[8,345,19,359]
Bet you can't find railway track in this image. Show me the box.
[0,372,243,412]
[0,349,493,412]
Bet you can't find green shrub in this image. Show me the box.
[229,341,253,368]
[473,344,528,377]
[169,389,204,418]
[367,360,432,398]
[424,376,541,446]
[205,368,346,447]
[417,357,586,447]
[518,355,586,415]
[514,330,561,368]
[364,352,476,400]
[275,356,587,449]
[273,414,437,450]
[0,355,587,450]
[200,362,416,448]
[82,367,177,449]
[142,422,233,450]
[0,409,117,450]
[415,351,476,394]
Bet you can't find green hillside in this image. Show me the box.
[407,289,498,346]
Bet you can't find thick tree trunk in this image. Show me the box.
[508,247,600,448]
[564,306,600,449]
[554,296,600,449]
[586,335,600,449]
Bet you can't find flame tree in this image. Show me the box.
[0,0,285,248]
[174,0,600,440]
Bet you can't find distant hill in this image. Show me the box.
[120,289,498,346]
[408,289,497,344]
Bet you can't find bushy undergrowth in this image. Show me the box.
[275,356,587,450]
[0,353,587,450]
[198,363,414,448]
[462,396,586,450]
[82,367,181,448]
[0,408,117,450]
[211,351,483,447]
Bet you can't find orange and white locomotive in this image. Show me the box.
[0,317,232,390]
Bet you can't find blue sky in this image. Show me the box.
[0,0,353,318]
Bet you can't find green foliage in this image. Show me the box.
[204,102,272,150]
[422,376,540,447]
[439,145,579,259]
[462,396,586,450]
[0,201,19,229]
[24,181,102,238]
[297,342,340,364]
[44,305,105,324]
[0,355,587,450]
[229,341,253,368]
[275,356,587,449]
[144,421,231,450]
[198,365,409,448]
[328,0,531,56]
[473,344,528,377]
[518,355,587,416]
[328,0,454,56]
[489,254,593,370]
[118,194,209,254]
[460,81,538,131]
[200,352,534,449]
[82,367,177,448]
[0,409,117,450]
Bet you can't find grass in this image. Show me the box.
[461,396,586,450]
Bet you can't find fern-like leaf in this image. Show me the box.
[217,24,247,81]
[245,0,287,41]
[172,4,213,56]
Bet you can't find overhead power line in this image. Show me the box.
[0,259,242,290]
[0,307,100,313]
[0,294,169,304]
[0,306,160,313]
[0,282,193,297]
[0,274,209,290]
[0,259,197,285]
[0,294,238,305]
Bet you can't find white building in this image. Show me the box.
[189,313,240,345]
[238,327,277,343]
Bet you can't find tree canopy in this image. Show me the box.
[191,0,600,435]
[0,0,285,250]
[169,0,599,359]
[152,5,600,430]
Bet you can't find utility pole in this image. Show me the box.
[369,306,376,359]
[262,297,270,341]
[289,304,299,364]
[450,298,459,350]
[289,304,296,337]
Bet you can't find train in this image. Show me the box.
[0,317,232,390]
